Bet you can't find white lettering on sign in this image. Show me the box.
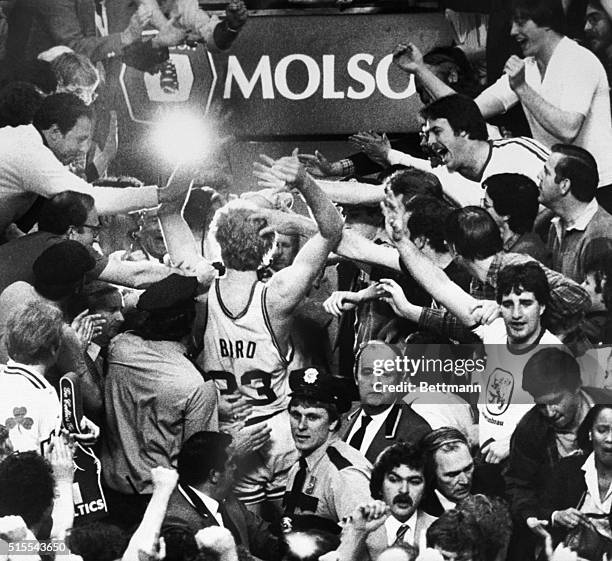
[223,54,414,100]
[376,54,413,99]
[225,55,275,99]
[346,54,376,99]
[322,55,344,99]
[275,54,321,100]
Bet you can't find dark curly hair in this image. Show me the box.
[405,196,452,254]
[68,523,129,561]
[0,81,44,127]
[577,404,612,454]
[483,174,540,235]
[445,207,503,261]
[496,262,550,308]
[584,252,612,311]
[457,494,513,561]
[421,94,488,141]
[370,442,425,500]
[0,452,55,528]
[214,205,274,271]
[38,190,95,235]
[427,510,483,560]
[33,92,92,135]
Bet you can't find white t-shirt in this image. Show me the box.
[0,360,60,453]
[477,37,612,186]
[476,318,562,446]
[388,137,549,207]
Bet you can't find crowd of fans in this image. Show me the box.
[3,1,612,561]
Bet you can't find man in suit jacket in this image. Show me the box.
[342,341,432,464]
[365,442,437,560]
[419,427,505,517]
[162,431,283,561]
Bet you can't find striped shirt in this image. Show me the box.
[388,136,549,207]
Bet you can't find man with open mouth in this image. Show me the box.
[394,0,612,214]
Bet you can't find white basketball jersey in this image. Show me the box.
[202,279,295,419]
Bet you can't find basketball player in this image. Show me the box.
[199,152,344,515]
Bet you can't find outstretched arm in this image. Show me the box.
[395,237,478,326]
[98,257,176,289]
[254,153,343,312]
[385,204,480,326]
[156,165,200,268]
[393,42,456,101]
[336,228,401,271]
[317,180,385,205]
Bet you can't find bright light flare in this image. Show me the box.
[151,109,212,165]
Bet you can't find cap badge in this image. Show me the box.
[304,368,318,384]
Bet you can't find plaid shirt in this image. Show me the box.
[338,158,356,177]
[419,252,589,340]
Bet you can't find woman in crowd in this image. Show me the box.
[540,404,612,559]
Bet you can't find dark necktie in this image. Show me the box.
[283,457,316,515]
[395,523,409,545]
[349,414,372,450]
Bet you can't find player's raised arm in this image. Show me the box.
[255,152,343,313]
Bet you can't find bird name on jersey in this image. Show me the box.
[218,338,257,359]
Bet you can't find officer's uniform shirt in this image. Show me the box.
[284,437,372,523]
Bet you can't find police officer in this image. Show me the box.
[283,367,372,528]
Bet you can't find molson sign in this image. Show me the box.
[217,11,452,135]
[120,12,451,136]
[223,53,415,101]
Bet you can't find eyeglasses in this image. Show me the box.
[82,223,102,233]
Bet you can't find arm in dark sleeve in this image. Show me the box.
[243,507,285,561]
[539,457,585,522]
[505,415,551,522]
[418,308,481,343]
[36,0,124,63]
